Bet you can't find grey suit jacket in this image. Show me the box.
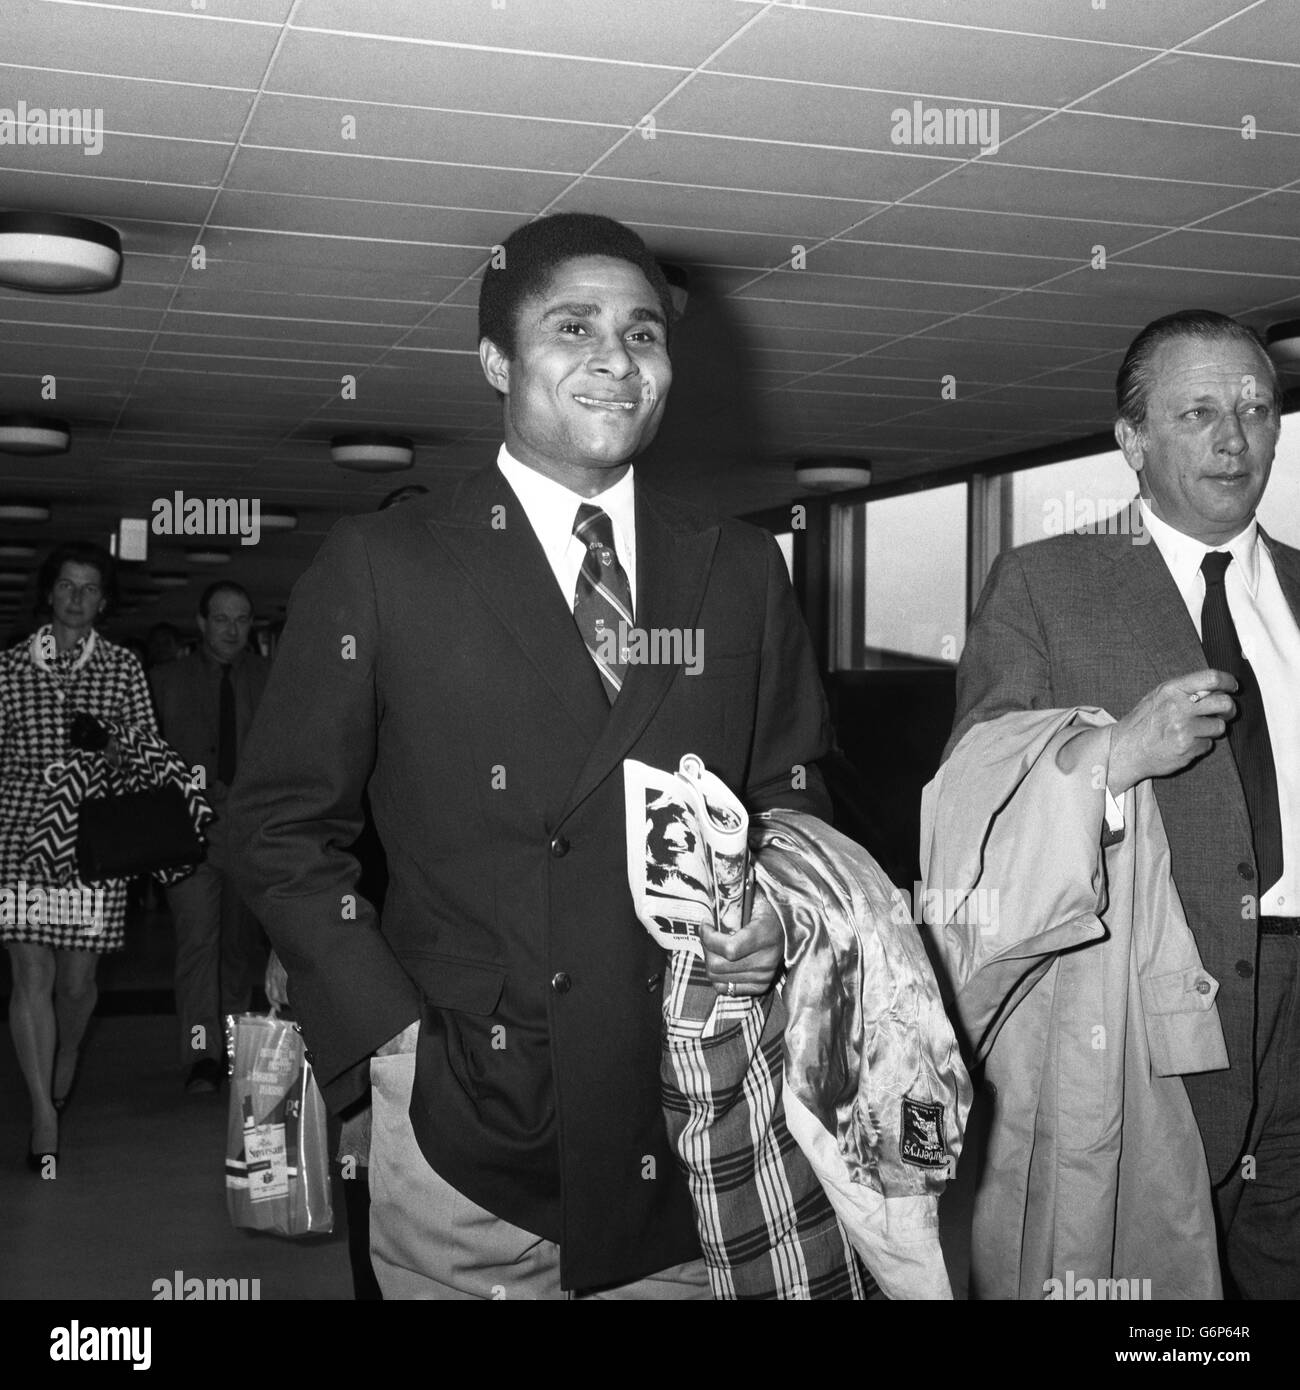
[948,503,1300,1184]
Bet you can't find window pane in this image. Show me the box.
[1008,448,1137,548]
[863,484,966,667]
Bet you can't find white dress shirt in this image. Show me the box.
[496,445,637,617]
[1137,499,1300,912]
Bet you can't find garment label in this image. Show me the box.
[244,1123,289,1202]
[900,1097,947,1168]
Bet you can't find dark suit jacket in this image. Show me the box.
[947,505,1300,1184]
[227,465,833,1290]
[149,647,270,805]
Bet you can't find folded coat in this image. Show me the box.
[921,708,1227,1300]
[657,808,969,1300]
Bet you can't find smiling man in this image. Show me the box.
[947,309,1299,1297]
[229,213,834,1298]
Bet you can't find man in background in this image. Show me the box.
[151,580,270,1093]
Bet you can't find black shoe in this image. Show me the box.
[185,1058,223,1094]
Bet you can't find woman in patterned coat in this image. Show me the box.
[1,541,159,1172]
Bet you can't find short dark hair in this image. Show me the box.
[1116,309,1279,428]
[478,212,675,360]
[198,580,253,619]
[37,540,116,618]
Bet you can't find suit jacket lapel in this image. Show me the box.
[425,466,608,745]
[1103,503,1207,685]
[559,488,719,817]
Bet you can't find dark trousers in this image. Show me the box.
[167,813,266,1066]
[1212,934,1300,1298]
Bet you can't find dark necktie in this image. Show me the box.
[217,663,237,785]
[1199,551,1283,892]
[573,503,634,703]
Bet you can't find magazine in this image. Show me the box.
[624,753,752,955]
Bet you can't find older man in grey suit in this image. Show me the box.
[948,309,1298,1298]
[151,580,271,1092]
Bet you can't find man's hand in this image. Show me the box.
[701,889,784,997]
[1108,667,1237,796]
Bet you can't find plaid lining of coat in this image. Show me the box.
[660,950,873,1300]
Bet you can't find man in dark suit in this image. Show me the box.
[228,213,834,1298]
[151,580,270,1092]
[948,309,1298,1297]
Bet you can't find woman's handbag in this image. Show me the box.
[75,784,205,881]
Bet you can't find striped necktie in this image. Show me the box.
[573,503,633,702]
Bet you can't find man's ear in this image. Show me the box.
[1115,417,1144,475]
[479,336,510,395]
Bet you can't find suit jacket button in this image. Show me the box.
[646,973,662,992]
[1235,960,1254,979]
[551,971,572,995]
[1195,978,1212,995]
[1238,861,1255,881]
[550,834,570,858]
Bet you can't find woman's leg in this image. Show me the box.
[53,947,100,1099]
[6,943,58,1151]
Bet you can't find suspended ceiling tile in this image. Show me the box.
[572,176,889,238]
[807,240,1078,289]
[266,28,681,125]
[1183,0,1300,63]
[4,2,284,86]
[596,130,960,201]
[994,111,1299,184]
[1079,52,1300,135]
[657,71,1046,151]
[243,95,617,172]
[908,160,1257,223]
[709,7,1146,107]
[770,0,1248,46]
[294,0,751,67]
[733,269,999,313]
[226,146,571,210]
[0,132,234,184]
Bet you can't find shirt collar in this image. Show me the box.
[1138,499,1260,599]
[496,444,636,548]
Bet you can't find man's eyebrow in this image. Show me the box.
[540,301,666,328]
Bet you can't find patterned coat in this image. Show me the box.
[0,626,158,951]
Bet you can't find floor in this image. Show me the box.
[0,903,353,1301]
[1,899,974,1301]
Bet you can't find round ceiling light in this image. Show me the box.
[794,458,873,491]
[0,413,71,455]
[0,212,123,293]
[331,433,414,473]
[0,502,52,523]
